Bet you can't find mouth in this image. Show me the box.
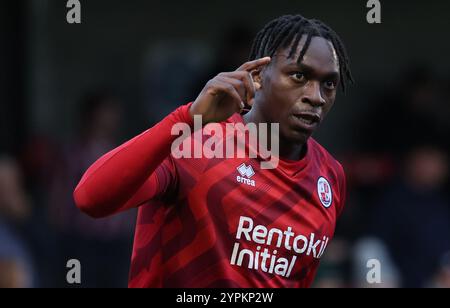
[291,112,321,129]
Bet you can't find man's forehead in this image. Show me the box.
[274,36,339,72]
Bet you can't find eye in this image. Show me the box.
[324,80,337,90]
[290,72,306,82]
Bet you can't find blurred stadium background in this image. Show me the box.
[1,0,449,288]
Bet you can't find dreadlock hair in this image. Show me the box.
[249,14,354,92]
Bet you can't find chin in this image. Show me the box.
[282,129,311,145]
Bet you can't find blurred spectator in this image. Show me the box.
[0,156,35,287]
[0,156,31,223]
[143,40,211,122]
[358,66,447,156]
[49,91,135,287]
[369,145,450,287]
[313,238,351,288]
[429,252,450,288]
[188,23,255,102]
[0,260,28,288]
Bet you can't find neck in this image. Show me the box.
[242,108,307,161]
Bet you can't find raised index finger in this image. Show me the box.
[236,57,271,72]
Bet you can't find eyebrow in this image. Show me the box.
[285,61,340,80]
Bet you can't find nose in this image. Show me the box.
[301,81,326,107]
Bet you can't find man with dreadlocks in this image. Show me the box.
[74,14,353,288]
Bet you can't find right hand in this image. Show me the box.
[190,57,271,124]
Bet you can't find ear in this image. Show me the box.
[251,68,264,90]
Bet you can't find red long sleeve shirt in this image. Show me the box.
[74,103,347,288]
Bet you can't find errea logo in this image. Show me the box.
[237,163,255,178]
[236,163,256,187]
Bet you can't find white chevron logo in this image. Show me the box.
[237,163,255,179]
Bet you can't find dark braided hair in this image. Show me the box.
[249,15,354,92]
